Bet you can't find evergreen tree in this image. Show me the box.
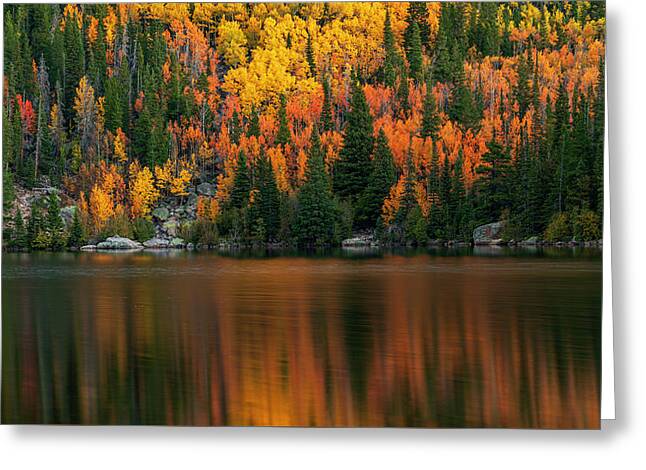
[63,15,85,123]
[355,129,397,228]
[334,79,374,200]
[420,80,441,140]
[396,75,411,117]
[380,8,401,88]
[475,139,513,222]
[230,150,251,209]
[26,200,44,250]
[404,2,431,50]
[67,208,85,248]
[405,22,424,83]
[275,95,290,146]
[449,64,480,130]
[46,193,66,250]
[515,52,531,117]
[295,131,335,245]
[255,153,281,241]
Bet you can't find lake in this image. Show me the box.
[1,247,602,428]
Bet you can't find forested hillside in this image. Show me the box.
[2,2,606,249]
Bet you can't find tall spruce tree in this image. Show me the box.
[321,76,334,132]
[63,15,85,123]
[475,139,513,222]
[355,129,397,228]
[334,78,374,200]
[295,131,335,245]
[421,80,441,140]
[405,22,424,83]
[255,153,281,241]
[230,150,251,209]
[381,8,401,88]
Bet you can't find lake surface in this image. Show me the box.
[1,247,602,428]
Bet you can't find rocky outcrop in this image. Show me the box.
[473,222,505,245]
[80,244,97,251]
[96,236,143,250]
[520,236,539,245]
[143,237,171,249]
[60,206,77,228]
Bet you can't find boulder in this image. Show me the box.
[152,207,170,221]
[80,244,97,251]
[143,237,170,249]
[186,243,195,250]
[196,182,215,197]
[97,236,144,250]
[473,221,505,245]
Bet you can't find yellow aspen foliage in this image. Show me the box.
[171,168,192,197]
[217,19,248,67]
[197,196,220,222]
[381,175,406,226]
[154,159,174,193]
[129,162,160,219]
[114,128,127,162]
[89,184,115,231]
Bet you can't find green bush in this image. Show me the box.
[132,217,156,242]
[573,209,601,241]
[544,212,571,242]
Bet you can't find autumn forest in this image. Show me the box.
[2,1,606,249]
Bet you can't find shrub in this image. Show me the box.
[544,212,571,242]
[573,209,601,241]
[132,217,155,242]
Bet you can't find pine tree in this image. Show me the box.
[397,75,411,117]
[475,139,513,222]
[405,22,424,83]
[63,15,85,123]
[275,95,290,146]
[449,64,480,130]
[230,150,251,209]
[515,52,531,117]
[46,193,66,250]
[355,129,397,228]
[67,208,85,248]
[26,200,44,250]
[255,153,281,241]
[404,2,431,50]
[333,79,374,200]
[381,8,401,88]
[295,131,335,245]
[420,81,441,140]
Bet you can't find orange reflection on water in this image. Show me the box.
[2,252,601,427]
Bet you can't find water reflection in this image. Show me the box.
[2,250,601,427]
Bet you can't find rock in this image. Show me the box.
[186,243,195,250]
[152,207,170,221]
[473,221,505,245]
[80,244,97,251]
[196,182,215,197]
[163,220,179,237]
[342,234,378,247]
[60,206,77,227]
[96,235,144,250]
[170,237,185,248]
[520,236,539,245]
[143,237,170,249]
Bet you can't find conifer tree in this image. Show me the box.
[230,150,251,209]
[46,193,66,250]
[67,208,85,248]
[475,139,513,222]
[405,22,424,83]
[306,32,316,78]
[26,200,44,250]
[275,95,290,146]
[247,106,261,138]
[295,131,335,245]
[334,79,374,200]
[255,153,281,241]
[63,16,85,123]
[355,129,397,228]
[404,2,430,50]
[421,81,441,140]
[381,8,401,88]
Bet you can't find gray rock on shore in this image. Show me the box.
[96,236,144,250]
[473,222,505,245]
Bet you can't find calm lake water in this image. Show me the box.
[1,247,602,428]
